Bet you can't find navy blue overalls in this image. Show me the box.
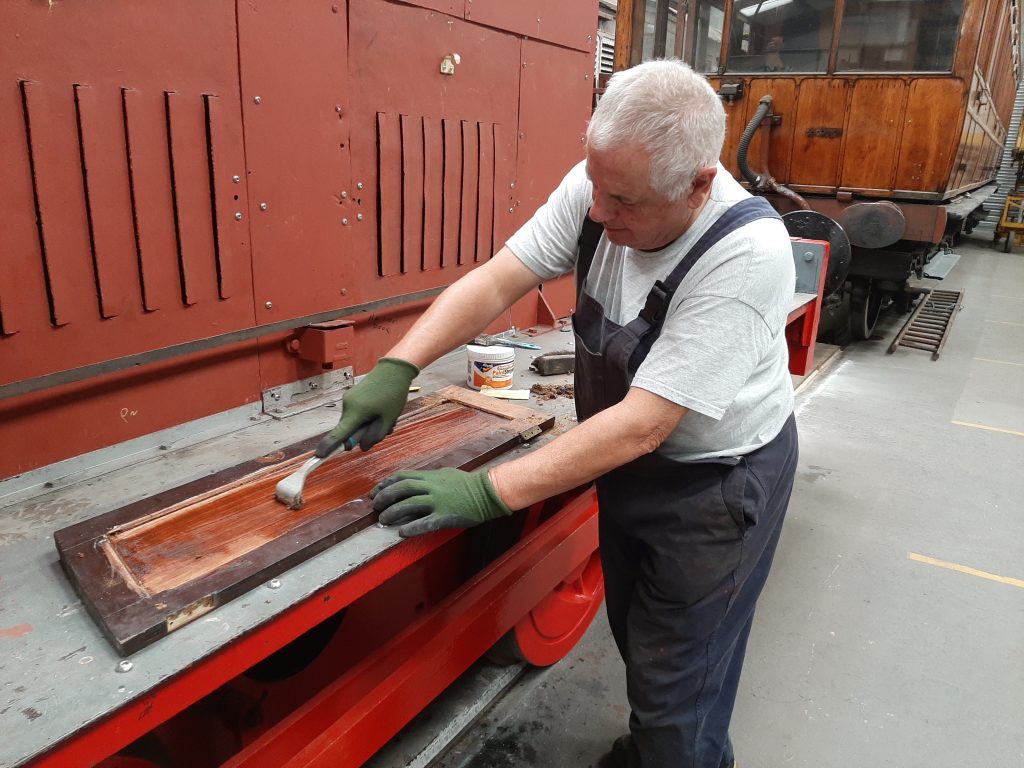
[573,197,799,768]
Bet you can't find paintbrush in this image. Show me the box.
[275,427,366,510]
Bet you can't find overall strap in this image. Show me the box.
[576,211,605,298]
[638,196,781,327]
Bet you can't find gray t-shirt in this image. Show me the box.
[507,161,795,461]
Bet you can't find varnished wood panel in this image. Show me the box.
[895,79,964,193]
[721,78,797,183]
[789,80,847,188]
[54,387,554,655]
[841,80,907,192]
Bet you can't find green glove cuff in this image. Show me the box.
[475,469,513,518]
[377,356,420,381]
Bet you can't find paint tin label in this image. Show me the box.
[466,344,515,390]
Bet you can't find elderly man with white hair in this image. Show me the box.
[316,59,799,768]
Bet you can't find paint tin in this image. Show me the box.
[466,344,515,390]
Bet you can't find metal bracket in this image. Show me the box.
[262,367,354,419]
[519,425,542,442]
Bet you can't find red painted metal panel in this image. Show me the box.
[225,494,599,768]
[19,79,96,327]
[75,84,139,319]
[422,117,444,271]
[0,79,51,335]
[347,0,520,300]
[395,0,465,15]
[205,94,242,300]
[121,88,182,313]
[378,112,403,276]
[514,41,591,230]
[27,527,460,768]
[477,122,495,262]
[402,114,425,274]
[492,121,517,248]
[459,120,480,265]
[0,1,256,477]
[237,0,352,319]
[442,118,463,269]
[514,40,592,320]
[466,0,598,53]
[167,91,220,306]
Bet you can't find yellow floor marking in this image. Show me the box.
[986,319,1024,327]
[909,553,1024,590]
[951,420,1024,437]
[973,357,1024,367]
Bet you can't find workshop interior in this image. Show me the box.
[2,1,1022,767]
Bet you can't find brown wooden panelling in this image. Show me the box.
[895,79,965,193]
[949,120,971,193]
[954,0,990,78]
[841,80,907,192]
[477,123,496,263]
[737,78,797,183]
[55,387,555,654]
[977,0,1001,83]
[789,80,848,188]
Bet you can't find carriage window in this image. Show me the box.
[726,0,835,73]
[685,1,726,73]
[837,0,964,71]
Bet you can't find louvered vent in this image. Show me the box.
[375,113,497,276]
[8,82,229,334]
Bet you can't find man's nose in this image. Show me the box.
[589,192,616,223]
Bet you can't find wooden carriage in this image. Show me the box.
[616,0,1020,337]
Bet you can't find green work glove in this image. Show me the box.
[315,357,419,457]
[371,467,513,538]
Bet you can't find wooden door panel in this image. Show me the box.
[841,79,907,191]
[895,79,964,193]
[790,79,848,187]
[55,387,555,655]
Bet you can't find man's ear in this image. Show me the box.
[688,164,720,208]
[687,166,717,207]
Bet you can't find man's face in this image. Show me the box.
[585,143,715,251]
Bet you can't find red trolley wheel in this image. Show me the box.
[492,548,604,667]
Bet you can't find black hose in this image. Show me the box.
[738,95,773,188]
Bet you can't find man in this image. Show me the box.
[315,60,798,768]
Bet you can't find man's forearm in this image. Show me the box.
[388,248,541,369]
[488,389,687,510]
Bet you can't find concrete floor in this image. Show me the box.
[400,233,1024,768]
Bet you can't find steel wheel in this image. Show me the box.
[850,279,883,340]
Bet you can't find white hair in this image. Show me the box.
[587,59,726,200]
